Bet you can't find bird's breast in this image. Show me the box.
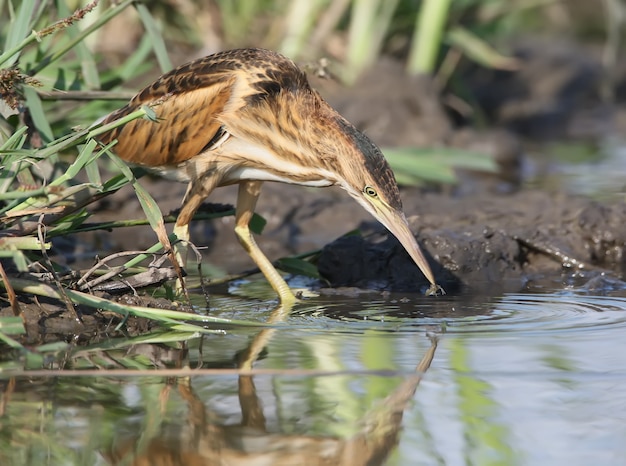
[223,166,334,187]
[213,136,337,187]
[155,131,338,188]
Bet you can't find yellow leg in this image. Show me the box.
[172,176,221,293]
[234,181,296,305]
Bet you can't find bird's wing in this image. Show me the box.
[97,57,239,167]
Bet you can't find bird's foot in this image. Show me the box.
[292,288,319,299]
[426,283,445,296]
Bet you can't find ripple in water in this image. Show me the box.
[447,293,626,335]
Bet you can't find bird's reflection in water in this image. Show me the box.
[105,303,438,466]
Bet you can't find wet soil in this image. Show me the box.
[3,37,626,341]
[3,294,169,346]
[317,189,626,294]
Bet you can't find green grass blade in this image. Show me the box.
[0,332,24,349]
[23,86,54,143]
[384,146,497,185]
[55,0,100,89]
[29,107,147,161]
[108,33,154,83]
[0,277,271,328]
[446,26,519,70]
[107,152,165,234]
[135,2,172,72]
[50,139,100,185]
[84,154,102,186]
[407,0,453,75]
[0,236,49,250]
[280,0,329,58]
[29,0,136,76]
[2,0,36,67]
[277,257,320,279]
[0,317,26,354]
[0,125,28,151]
[0,316,26,335]
[345,0,400,83]
[250,212,266,235]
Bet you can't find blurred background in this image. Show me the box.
[74,0,626,136]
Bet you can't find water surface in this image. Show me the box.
[2,283,626,465]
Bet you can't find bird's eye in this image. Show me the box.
[363,186,377,197]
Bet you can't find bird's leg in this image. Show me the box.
[173,176,221,292]
[235,180,297,305]
[172,183,194,272]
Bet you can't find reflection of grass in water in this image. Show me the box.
[539,343,579,390]
[264,329,402,438]
[362,330,402,401]
[0,317,440,462]
[297,335,363,437]
[0,377,126,466]
[450,337,518,466]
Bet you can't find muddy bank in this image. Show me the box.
[308,36,626,294]
[317,189,626,294]
[161,183,625,295]
[44,182,626,296]
[1,294,171,346]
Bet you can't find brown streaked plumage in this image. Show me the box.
[98,48,443,303]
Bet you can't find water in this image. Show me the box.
[526,136,626,200]
[2,284,626,465]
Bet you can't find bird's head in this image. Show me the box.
[329,117,440,294]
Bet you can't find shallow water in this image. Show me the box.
[2,282,626,465]
[527,135,626,200]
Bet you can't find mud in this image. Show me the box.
[4,294,168,346]
[317,189,626,294]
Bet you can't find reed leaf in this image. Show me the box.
[135,2,172,72]
[446,26,519,70]
[407,0,453,75]
[384,146,497,184]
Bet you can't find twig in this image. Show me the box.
[77,250,163,288]
[37,90,135,101]
[89,266,179,292]
[81,253,174,292]
[0,377,16,417]
[43,206,236,238]
[81,265,126,290]
[186,241,211,307]
[0,261,21,318]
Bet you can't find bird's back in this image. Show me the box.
[97,49,312,169]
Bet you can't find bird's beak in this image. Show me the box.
[376,207,438,289]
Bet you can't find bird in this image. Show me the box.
[97,48,443,304]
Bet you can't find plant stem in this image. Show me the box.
[407,0,452,75]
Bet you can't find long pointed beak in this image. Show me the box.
[377,209,440,292]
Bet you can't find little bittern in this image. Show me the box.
[98,48,442,303]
